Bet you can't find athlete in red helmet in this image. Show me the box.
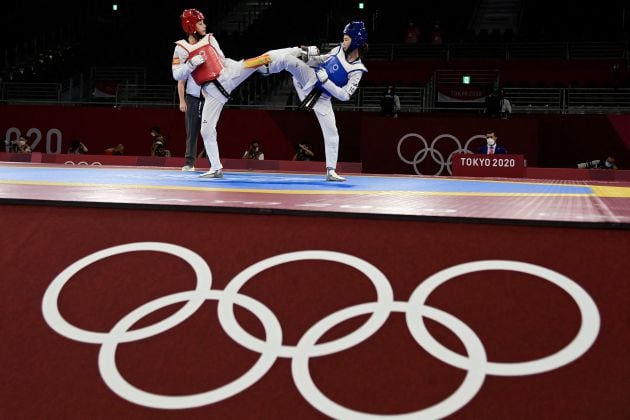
[180,8,205,36]
[172,8,259,177]
[172,9,318,178]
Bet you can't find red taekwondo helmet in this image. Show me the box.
[181,9,205,34]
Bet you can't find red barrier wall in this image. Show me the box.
[609,115,630,150]
[2,153,361,173]
[1,105,629,174]
[1,204,629,418]
[360,116,540,174]
[0,105,361,165]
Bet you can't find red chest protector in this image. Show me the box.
[177,35,224,85]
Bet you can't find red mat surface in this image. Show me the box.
[1,204,628,419]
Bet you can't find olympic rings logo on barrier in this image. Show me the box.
[397,132,486,176]
[64,161,103,166]
[41,242,600,418]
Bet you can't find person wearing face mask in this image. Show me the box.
[577,155,618,169]
[242,140,265,160]
[475,131,507,155]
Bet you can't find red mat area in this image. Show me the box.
[1,204,628,419]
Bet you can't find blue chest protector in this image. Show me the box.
[315,45,367,96]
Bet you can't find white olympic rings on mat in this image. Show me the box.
[42,242,600,418]
[397,132,485,175]
[218,250,393,358]
[42,242,212,344]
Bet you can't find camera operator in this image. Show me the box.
[7,136,32,153]
[293,143,315,161]
[150,126,171,157]
[577,156,617,169]
[242,140,264,160]
[152,140,171,157]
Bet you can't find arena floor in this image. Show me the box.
[1,162,629,226]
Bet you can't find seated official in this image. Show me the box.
[475,131,507,154]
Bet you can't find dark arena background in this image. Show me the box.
[1,1,630,419]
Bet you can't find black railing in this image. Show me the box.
[3,82,630,115]
[355,41,628,61]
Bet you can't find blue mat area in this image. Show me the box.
[0,166,593,195]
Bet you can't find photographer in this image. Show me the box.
[577,156,617,169]
[152,139,171,157]
[8,136,32,153]
[104,144,125,155]
[293,143,315,161]
[150,126,171,157]
[242,140,264,160]
[68,139,88,154]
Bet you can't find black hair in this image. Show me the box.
[358,44,368,58]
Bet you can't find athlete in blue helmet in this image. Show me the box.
[259,21,369,181]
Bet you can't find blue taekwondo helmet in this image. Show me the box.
[343,21,368,51]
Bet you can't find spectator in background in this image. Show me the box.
[577,155,617,169]
[498,88,512,119]
[405,20,420,43]
[485,88,512,119]
[484,89,500,118]
[293,143,315,161]
[475,131,507,154]
[431,20,444,44]
[104,144,125,155]
[67,139,88,154]
[380,85,401,117]
[242,140,265,160]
